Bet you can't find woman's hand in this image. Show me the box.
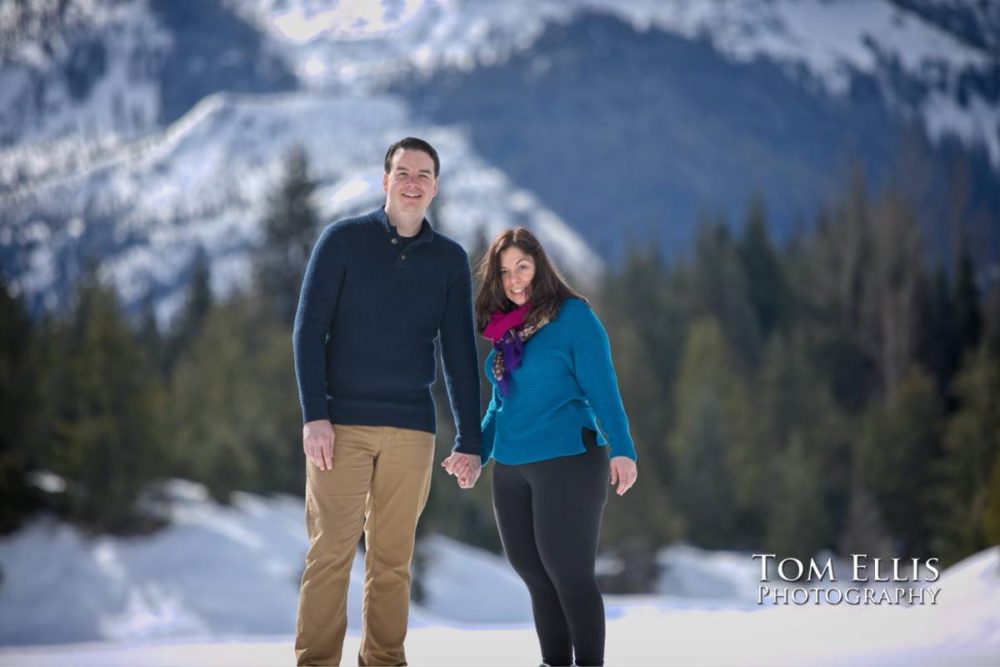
[441,452,482,489]
[609,456,637,496]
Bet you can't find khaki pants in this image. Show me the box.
[295,424,436,666]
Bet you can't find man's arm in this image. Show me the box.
[438,253,483,458]
[293,225,346,469]
[443,384,498,486]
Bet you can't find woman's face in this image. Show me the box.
[499,246,536,307]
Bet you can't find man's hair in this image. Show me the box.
[474,227,586,332]
[384,137,440,177]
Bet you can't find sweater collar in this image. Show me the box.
[374,206,435,247]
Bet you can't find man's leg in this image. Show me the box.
[358,426,435,666]
[296,425,378,667]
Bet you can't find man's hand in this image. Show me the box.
[304,420,335,471]
[441,452,482,489]
[609,456,637,496]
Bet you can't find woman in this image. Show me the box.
[449,227,637,667]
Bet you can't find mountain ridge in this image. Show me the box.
[1,0,996,316]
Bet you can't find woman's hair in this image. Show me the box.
[474,227,586,332]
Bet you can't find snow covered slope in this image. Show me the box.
[0,0,168,146]
[232,0,999,167]
[2,0,996,313]
[0,480,997,665]
[0,90,601,318]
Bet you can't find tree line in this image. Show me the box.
[1,150,997,583]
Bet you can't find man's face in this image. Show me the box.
[383,148,438,218]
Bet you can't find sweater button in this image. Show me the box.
[401,254,407,261]
[391,238,398,245]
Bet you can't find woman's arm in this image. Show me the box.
[569,302,637,462]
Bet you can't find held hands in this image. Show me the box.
[303,419,335,470]
[610,456,637,496]
[441,452,482,490]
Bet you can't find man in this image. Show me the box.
[293,137,482,666]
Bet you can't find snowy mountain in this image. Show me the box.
[1,0,997,315]
[0,479,998,666]
[395,2,999,261]
[233,0,998,164]
[227,0,1000,261]
[0,0,296,146]
[0,88,600,319]
[0,1,605,317]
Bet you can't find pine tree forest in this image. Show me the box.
[2,148,998,586]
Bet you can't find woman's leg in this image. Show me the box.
[526,430,610,667]
[492,462,573,666]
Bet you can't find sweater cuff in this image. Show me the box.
[609,439,637,461]
[302,398,330,424]
[453,432,482,457]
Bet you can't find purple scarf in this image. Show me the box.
[483,303,549,396]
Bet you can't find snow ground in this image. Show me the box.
[0,479,997,666]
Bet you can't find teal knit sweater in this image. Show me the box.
[481,298,637,465]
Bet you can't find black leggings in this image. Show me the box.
[492,428,610,667]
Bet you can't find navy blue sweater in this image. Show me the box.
[292,207,482,455]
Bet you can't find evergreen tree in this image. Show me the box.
[983,285,1000,355]
[861,189,924,403]
[255,146,321,325]
[808,174,879,411]
[737,197,790,342]
[164,246,212,374]
[0,274,43,533]
[856,366,941,555]
[981,454,1000,548]
[915,252,981,409]
[750,332,849,555]
[169,292,302,501]
[765,435,831,561]
[812,169,871,335]
[689,221,762,370]
[598,246,685,483]
[596,317,679,549]
[45,269,166,533]
[932,342,1000,563]
[952,251,983,365]
[917,268,959,398]
[136,288,167,376]
[808,178,927,409]
[667,318,746,548]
